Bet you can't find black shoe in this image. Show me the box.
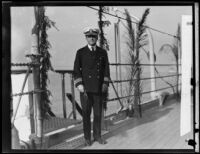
[94,138,107,144]
[84,139,92,146]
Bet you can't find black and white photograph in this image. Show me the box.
[2,1,199,153]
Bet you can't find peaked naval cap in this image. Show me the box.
[83,27,100,36]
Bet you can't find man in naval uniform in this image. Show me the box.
[73,27,110,146]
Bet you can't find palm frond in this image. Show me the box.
[137,8,150,50]
[159,43,178,62]
[124,9,137,108]
[124,9,135,51]
[37,6,57,118]
[98,6,110,51]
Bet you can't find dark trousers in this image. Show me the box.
[80,92,103,141]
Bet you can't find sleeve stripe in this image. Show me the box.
[74,78,82,84]
[104,77,109,82]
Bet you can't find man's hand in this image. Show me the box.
[102,84,108,93]
[77,84,84,93]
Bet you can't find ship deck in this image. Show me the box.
[80,97,193,150]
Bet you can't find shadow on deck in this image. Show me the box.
[80,96,193,150]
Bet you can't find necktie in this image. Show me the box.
[91,47,95,52]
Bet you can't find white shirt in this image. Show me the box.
[88,44,96,51]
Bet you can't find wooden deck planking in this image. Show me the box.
[133,105,180,149]
[104,111,161,149]
[163,103,193,149]
[154,123,180,149]
[82,99,193,149]
[158,110,180,148]
[149,104,180,148]
[171,132,193,149]
[129,120,168,148]
[120,103,179,149]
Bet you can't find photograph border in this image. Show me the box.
[2,1,198,153]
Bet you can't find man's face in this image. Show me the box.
[86,35,98,46]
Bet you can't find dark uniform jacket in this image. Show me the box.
[73,45,110,93]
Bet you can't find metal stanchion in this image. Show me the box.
[61,73,67,118]
[70,74,76,120]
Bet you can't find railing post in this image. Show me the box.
[28,7,42,149]
[29,92,35,134]
[61,73,67,118]
[70,73,76,120]
[33,92,37,134]
[116,21,123,97]
[32,56,42,148]
[147,30,157,99]
[114,23,119,95]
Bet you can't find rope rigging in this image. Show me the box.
[87,6,180,39]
